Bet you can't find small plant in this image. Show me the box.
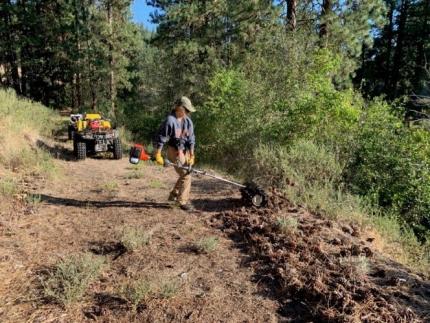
[120,227,151,252]
[159,279,179,299]
[126,164,145,172]
[194,236,219,254]
[100,180,119,193]
[25,193,42,208]
[125,170,144,179]
[276,216,298,234]
[0,177,18,196]
[119,279,152,311]
[340,256,370,279]
[41,253,105,306]
[148,179,165,189]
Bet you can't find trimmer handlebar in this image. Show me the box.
[163,159,246,189]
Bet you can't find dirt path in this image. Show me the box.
[0,136,280,322]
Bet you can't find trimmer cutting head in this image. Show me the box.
[240,182,268,208]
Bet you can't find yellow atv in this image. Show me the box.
[71,113,122,160]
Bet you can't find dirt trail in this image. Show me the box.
[0,133,429,322]
[0,136,279,322]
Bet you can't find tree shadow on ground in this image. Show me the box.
[192,177,239,194]
[88,241,127,260]
[36,139,75,161]
[89,293,128,314]
[39,194,171,209]
[192,197,242,213]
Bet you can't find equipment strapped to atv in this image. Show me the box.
[164,159,268,208]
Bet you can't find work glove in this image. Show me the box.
[188,154,195,166]
[155,151,164,166]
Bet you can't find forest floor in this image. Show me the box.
[0,131,429,322]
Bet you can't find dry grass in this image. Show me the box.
[0,90,60,175]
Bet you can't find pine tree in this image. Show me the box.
[147,0,276,101]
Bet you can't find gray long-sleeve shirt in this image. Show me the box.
[155,113,195,152]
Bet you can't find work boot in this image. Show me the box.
[168,192,177,202]
[179,203,195,212]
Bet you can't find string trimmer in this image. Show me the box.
[129,144,267,207]
[164,159,268,208]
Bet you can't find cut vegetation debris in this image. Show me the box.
[215,189,430,322]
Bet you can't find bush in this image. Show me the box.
[251,140,343,189]
[345,100,430,240]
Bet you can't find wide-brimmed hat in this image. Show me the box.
[176,96,195,113]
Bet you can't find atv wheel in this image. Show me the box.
[113,138,123,160]
[76,141,87,160]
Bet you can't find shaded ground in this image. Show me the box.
[0,133,429,322]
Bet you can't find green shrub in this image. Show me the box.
[251,141,343,189]
[41,253,105,306]
[345,100,430,240]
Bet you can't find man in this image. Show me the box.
[154,96,196,211]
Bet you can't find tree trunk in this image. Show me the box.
[414,0,429,89]
[390,0,410,98]
[383,0,396,89]
[107,0,116,117]
[17,0,27,96]
[286,0,297,31]
[1,0,21,94]
[319,0,331,41]
[74,0,82,109]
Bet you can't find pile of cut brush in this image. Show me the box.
[212,189,430,322]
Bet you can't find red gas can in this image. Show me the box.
[129,144,150,164]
